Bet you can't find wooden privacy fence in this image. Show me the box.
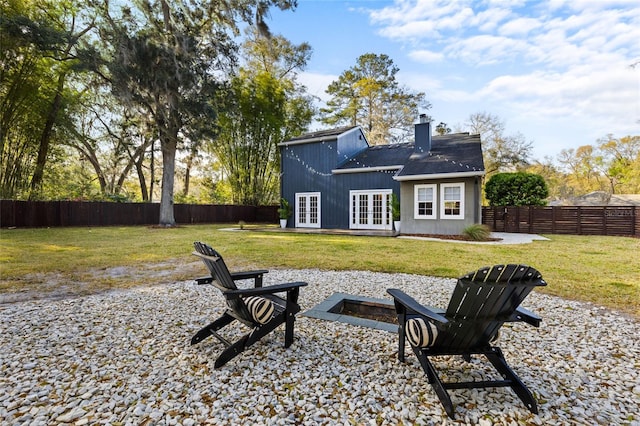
[482,206,639,237]
[0,200,278,228]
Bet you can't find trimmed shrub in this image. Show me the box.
[485,172,549,206]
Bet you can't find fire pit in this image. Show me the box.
[303,293,398,332]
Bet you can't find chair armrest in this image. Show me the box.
[193,270,267,285]
[387,288,449,324]
[509,306,542,327]
[230,270,269,281]
[226,281,308,297]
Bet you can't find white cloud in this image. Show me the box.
[370,0,475,40]
[476,65,639,132]
[473,7,513,32]
[498,17,542,36]
[408,49,444,63]
[370,0,640,69]
[447,35,530,65]
[378,20,439,39]
[367,1,639,130]
[369,0,465,26]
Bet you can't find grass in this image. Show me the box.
[1,224,638,317]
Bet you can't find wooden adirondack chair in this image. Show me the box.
[387,264,546,419]
[191,242,308,368]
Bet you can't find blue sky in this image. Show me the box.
[267,0,639,161]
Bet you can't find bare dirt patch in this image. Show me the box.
[0,259,201,304]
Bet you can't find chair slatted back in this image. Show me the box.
[193,242,254,324]
[441,264,545,349]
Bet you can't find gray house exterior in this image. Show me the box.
[279,119,485,235]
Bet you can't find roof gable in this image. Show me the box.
[280,126,359,145]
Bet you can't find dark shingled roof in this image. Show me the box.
[335,133,484,178]
[336,142,414,169]
[397,133,484,178]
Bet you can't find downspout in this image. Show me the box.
[475,176,481,223]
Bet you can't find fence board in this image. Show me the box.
[482,206,638,237]
[0,200,278,228]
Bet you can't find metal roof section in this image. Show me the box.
[280,125,360,146]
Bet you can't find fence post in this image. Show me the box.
[577,206,581,235]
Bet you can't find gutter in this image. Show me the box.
[332,165,404,174]
[393,171,485,181]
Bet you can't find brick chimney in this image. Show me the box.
[415,114,431,154]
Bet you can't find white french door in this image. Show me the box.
[295,192,321,228]
[349,190,393,230]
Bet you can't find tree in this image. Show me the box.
[0,3,45,198]
[28,1,95,199]
[596,134,640,194]
[435,122,451,135]
[485,172,549,206]
[321,53,430,145]
[210,31,314,205]
[67,94,156,200]
[525,158,574,201]
[213,72,286,205]
[97,0,296,226]
[462,112,532,175]
[0,0,93,199]
[556,145,607,196]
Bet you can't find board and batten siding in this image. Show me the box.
[399,176,483,235]
[280,128,401,230]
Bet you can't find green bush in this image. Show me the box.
[462,224,492,241]
[485,172,549,206]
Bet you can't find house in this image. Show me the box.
[279,117,485,235]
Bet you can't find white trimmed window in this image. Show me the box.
[440,183,465,219]
[414,184,437,219]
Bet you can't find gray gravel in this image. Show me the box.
[1,269,639,425]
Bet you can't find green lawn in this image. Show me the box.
[1,224,638,316]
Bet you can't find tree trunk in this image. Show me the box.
[158,102,179,226]
[149,139,155,203]
[119,137,153,199]
[29,72,66,199]
[183,144,199,197]
[135,156,149,201]
[159,136,177,226]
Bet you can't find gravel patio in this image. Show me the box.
[1,269,638,425]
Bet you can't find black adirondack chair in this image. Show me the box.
[387,264,546,419]
[191,242,308,368]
